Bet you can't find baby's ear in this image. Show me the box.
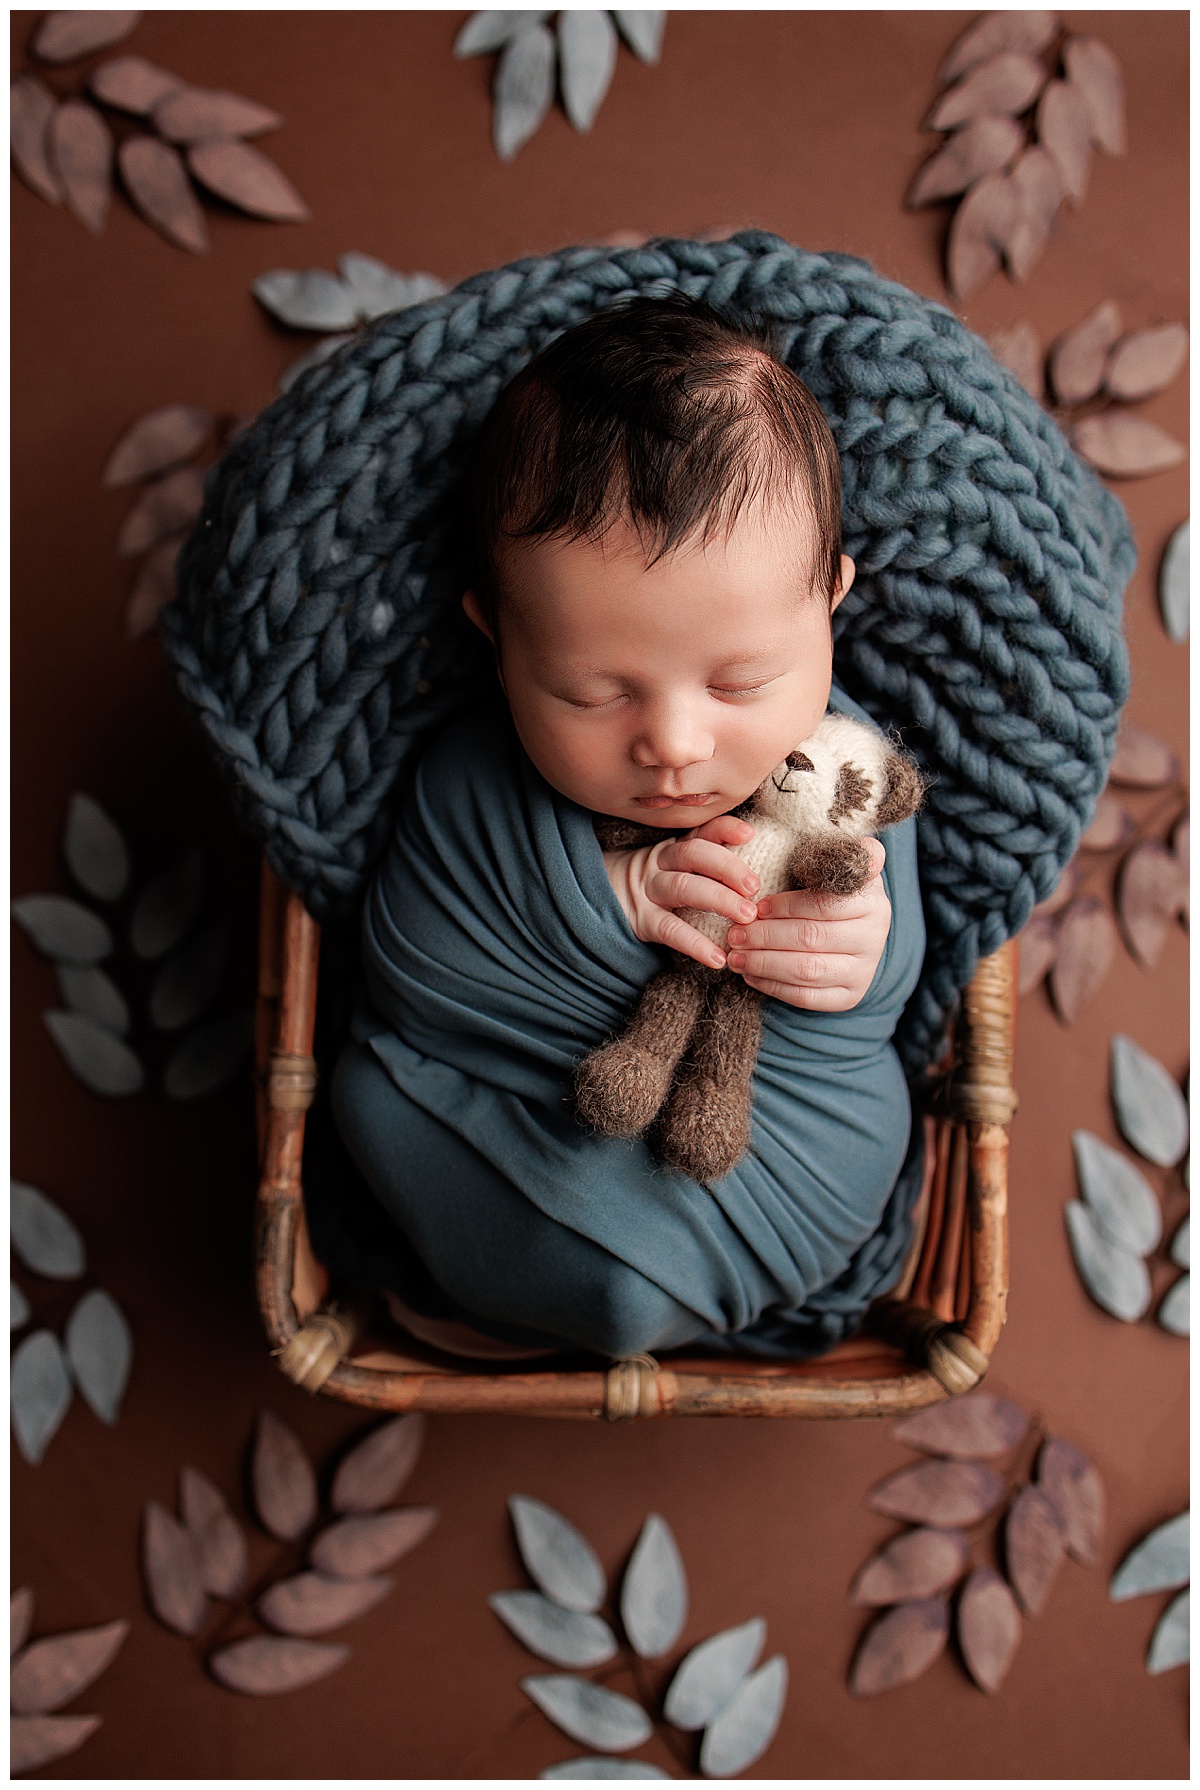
[461,589,493,641]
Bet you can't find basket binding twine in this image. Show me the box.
[163,230,1134,1076]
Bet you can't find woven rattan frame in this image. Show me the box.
[254,863,1013,1420]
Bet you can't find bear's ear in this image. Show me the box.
[875,749,925,827]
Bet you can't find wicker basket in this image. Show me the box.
[255,861,1014,1421]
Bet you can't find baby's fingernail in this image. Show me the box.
[711,949,727,969]
[727,925,746,945]
[757,897,772,917]
[737,901,757,922]
[744,874,759,893]
[727,951,746,970]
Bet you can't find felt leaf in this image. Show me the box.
[129,849,203,959]
[310,1508,438,1578]
[848,1596,949,1695]
[892,1391,1028,1459]
[10,1713,102,1773]
[1170,1214,1189,1269]
[867,1460,1007,1527]
[43,1010,145,1096]
[1158,1274,1189,1336]
[11,1588,34,1658]
[1035,1437,1104,1565]
[257,1570,393,1637]
[541,1763,668,1780]
[986,317,1043,399]
[911,115,1024,208]
[11,1331,72,1463]
[1117,842,1186,968]
[9,1619,129,1715]
[1080,792,1135,851]
[698,1654,787,1778]
[12,894,112,964]
[103,404,214,487]
[252,1409,318,1541]
[64,1288,133,1424]
[1147,1588,1189,1674]
[1105,324,1189,402]
[1036,79,1092,202]
[509,1495,605,1614]
[118,136,208,253]
[1159,520,1189,643]
[63,794,129,903]
[31,10,140,61]
[1109,722,1180,788]
[492,22,557,162]
[521,1675,653,1752]
[49,101,111,234]
[89,55,182,115]
[149,921,228,1030]
[11,1180,86,1278]
[208,1635,349,1695]
[162,1008,254,1100]
[142,1500,208,1635]
[664,1617,765,1730]
[620,1513,687,1658]
[489,1590,618,1668]
[1004,144,1066,283]
[938,10,1059,85]
[1003,1485,1065,1616]
[277,335,354,395]
[557,10,618,133]
[331,1413,427,1513]
[125,534,183,638]
[1111,1035,1189,1167]
[1017,910,1056,995]
[11,74,63,206]
[1109,1511,1189,1600]
[180,1466,248,1599]
[1073,413,1187,479]
[926,52,1046,130]
[453,11,551,56]
[1049,299,1122,403]
[251,267,358,331]
[186,139,309,221]
[153,87,282,143]
[946,169,1018,300]
[1062,35,1126,155]
[336,254,446,322]
[612,11,666,65]
[956,1566,1021,1693]
[1064,1201,1151,1322]
[12,1280,31,1330]
[850,1528,970,1607]
[116,465,205,556]
[1048,896,1115,1025]
[1072,1130,1163,1254]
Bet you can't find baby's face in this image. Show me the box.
[463,503,852,826]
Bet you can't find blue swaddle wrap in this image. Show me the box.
[336,682,926,1353]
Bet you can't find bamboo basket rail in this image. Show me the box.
[255,861,1014,1421]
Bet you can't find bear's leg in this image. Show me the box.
[573,965,708,1139]
[655,974,763,1182]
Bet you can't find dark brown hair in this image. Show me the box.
[459,290,843,633]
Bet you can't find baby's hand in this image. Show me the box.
[602,814,760,971]
[724,838,891,1011]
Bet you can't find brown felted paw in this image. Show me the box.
[789,835,874,895]
[573,1037,678,1138]
[657,1070,753,1181]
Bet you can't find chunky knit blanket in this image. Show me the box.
[163,230,1134,1074]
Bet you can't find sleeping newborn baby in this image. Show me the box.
[327,290,925,1361]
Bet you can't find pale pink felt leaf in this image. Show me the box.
[31,10,140,63]
[116,465,205,556]
[118,136,208,253]
[1048,300,1122,403]
[10,1619,129,1715]
[89,55,183,115]
[252,1409,318,1541]
[49,101,112,235]
[207,1635,349,1695]
[11,75,64,205]
[186,139,308,221]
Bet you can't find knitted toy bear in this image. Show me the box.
[575,713,924,1183]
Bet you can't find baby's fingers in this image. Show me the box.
[739,971,858,1011]
[648,867,758,927]
[687,813,755,848]
[649,908,728,972]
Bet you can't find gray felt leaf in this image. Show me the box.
[454,10,551,56]
[278,333,354,395]
[1064,1201,1151,1321]
[1158,1273,1189,1335]
[492,22,557,162]
[43,1011,145,1097]
[149,921,228,1030]
[11,1181,86,1278]
[62,794,130,903]
[541,1762,669,1780]
[1110,1511,1189,1600]
[1111,1035,1189,1167]
[1171,1214,1189,1268]
[64,1288,133,1424]
[1147,1588,1189,1674]
[663,1617,765,1731]
[509,1495,606,1613]
[1072,1130,1162,1253]
[337,255,447,322]
[55,964,130,1036]
[557,11,618,132]
[521,1675,653,1752]
[489,1590,618,1666]
[698,1654,788,1779]
[12,1280,31,1330]
[12,896,112,965]
[162,1009,254,1100]
[251,268,358,331]
[129,850,203,960]
[620,1513,687,1658]
[1159,520,1189,643]
[613,11,666,64]
[11,1330,73,1464]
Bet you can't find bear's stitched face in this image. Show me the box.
[754,716,887,837]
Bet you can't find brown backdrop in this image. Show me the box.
[11,10,1188,1779]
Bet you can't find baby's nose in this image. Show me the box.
[630,701,714,769]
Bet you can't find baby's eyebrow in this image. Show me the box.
[708,650,783,673]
